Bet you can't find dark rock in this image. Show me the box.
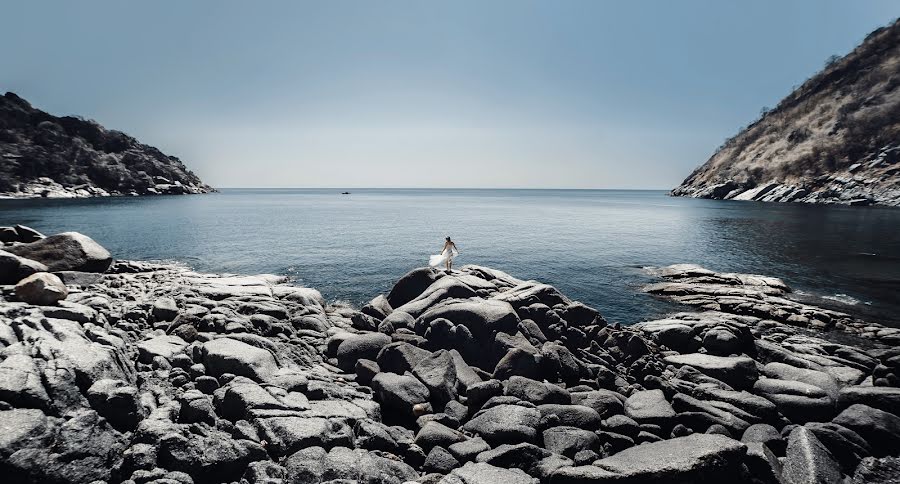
[741,423,785,455]
[448,437,491,463]
[852,456,900,484]
[412,349,459,405]
[504,375,570,405]
[7,232,113,273]
[570,390,625,419]
[336,332,392,372]
[387,267,440,308]
[702,326,742,356]
[839,386,900,416]
[537,404,602,430]
[376,342,431,374]
[0,249,47,284]
[415,421,466,452]
[833,404,900,455]
[423,445,460,474]
[663,354,758,389]
[602,415,640,438]
[805,422,871,471]
[86,379,143,431]
[371,372,430,417]
[753,378,835,422]
[493,348,541,380]
[475,442,550,474]
[255,416,353,456]
[467,379,503,410]
[152,297,179,321]
[542,425,599,458]
[354,359,380,386]
[745,442,783,484]
[418,299,520,339]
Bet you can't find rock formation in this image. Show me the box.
[0,92,213,198]
[673,19,900,206]
[1,229,900,483]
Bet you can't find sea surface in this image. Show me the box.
[2,189,899,326]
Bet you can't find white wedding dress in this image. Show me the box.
[429,245,459,268]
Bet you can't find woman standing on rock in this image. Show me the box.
[429,236,459,272]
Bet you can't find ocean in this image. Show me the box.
[2,188,899,325]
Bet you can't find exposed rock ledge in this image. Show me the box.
[2,230,900,483]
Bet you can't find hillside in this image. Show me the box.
[673,19,900,206]
[0,92,212,198]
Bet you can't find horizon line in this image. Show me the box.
[213,186,675,191]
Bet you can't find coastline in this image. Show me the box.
[2,229,900,483]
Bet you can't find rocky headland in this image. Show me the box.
[0,93,212,199]
[2,227,900,483]
[673,19,900,206]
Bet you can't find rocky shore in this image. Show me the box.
[2,228,900,483]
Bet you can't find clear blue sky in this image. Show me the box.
[2,1,899,189]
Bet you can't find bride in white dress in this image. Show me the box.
[429,236,459,271]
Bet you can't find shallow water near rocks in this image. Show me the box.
[2,188,899,325]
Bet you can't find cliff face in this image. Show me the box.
[673,19,900,206]
[0,92,212,198]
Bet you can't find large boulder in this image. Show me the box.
[336,332,392,371]
[412,349,459,404]
[624,389,676,427]
[663,354,758,389]
[386,267,441,308]
[462,404,541,445]
[14,272,67,305]
[202,338,278,381]
[439,462,538,484]
[418,299,520,339]
[371,372,430,417]
[833,404,900,454]
[6,232,112,273]
[0,249,47,284]
[587,434,748,482]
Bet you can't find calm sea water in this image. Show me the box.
[2,189,899,326]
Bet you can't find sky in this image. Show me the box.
[2,1,899,189]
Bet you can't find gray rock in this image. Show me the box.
[741,423,785,455]
[833,404,900,454]
[537,404,602,430]
[14,272,67,305]
[424,445,461,474]
[0,354,51,410]
[6,232,112,272]
[504,375,570,405]
[415,421,466,452]
[852,456,900,484]
[624,389,675,426]
[86,379,143,431]
[371,372,430,417]
[570,390,625,419]
[439,461,538,484]
[591,433,748,482]
[448,436,490,463]
[754,378,835,422]
[542,425,599,457]
[376,342,431,374]
[462,404,541,445]
[419,299,520,339]
[255,416,353,456]
[413,349,459,404]
[663,354,758,389]
[782,426,842,484]
[702,326,742,355]
[335,332,392,372]
[475,442,550,474]
[152,297,179,321]
[203,338,278,381]
[839,386,900,416]
[386,267,441,308]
